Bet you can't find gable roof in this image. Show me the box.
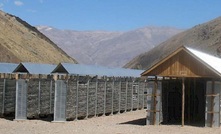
[0,63,18,73]
[186,47,221,76]
[141,46,221,77]
[13,62,56,74]
[52,63,144,77]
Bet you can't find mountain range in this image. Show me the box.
[125,16,221,69]
[37,26,183,67]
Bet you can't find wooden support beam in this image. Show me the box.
[210,80,215,127]
[94,75,98,117]
[75,75,79,121]
[182,77,185,127]
[153,76,157,125]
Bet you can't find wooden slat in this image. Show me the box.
[146,94,161,96]
[182,77,185,127]
[206,111,220,114]
[205,94,219,96]
[146,110,161,112]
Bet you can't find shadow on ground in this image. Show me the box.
[119,118,146,126]
[1,114,53,122]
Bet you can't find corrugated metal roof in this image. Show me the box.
[0,63,18,73]
[13,62,56,74]
[53,63,144,77]
[186,47,221,76]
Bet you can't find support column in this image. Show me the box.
[53,78,67,122]
[2,79,6,115]
[153,76,157,125]
[182,77,185,127]
[118,77,121,114]
[125,78,128,112]
[111,77,114,115]
[103,76,107,116]
[15,78,27,121]
[131,79,134,111]
[137,81,140,110]
[38,75,41,114]
[85,77,89,119]
[75,75,79,121]
[95,76,98,117]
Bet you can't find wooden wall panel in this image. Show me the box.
[147,50,218,78]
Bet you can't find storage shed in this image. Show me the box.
[142,46,221,127]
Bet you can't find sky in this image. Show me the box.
[0,0,221,31]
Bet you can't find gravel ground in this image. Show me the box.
[0,110,220,134]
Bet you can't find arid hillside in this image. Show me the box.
[125,16,221,69]
[0,10,77,64]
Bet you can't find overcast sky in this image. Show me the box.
[1,0,221,31]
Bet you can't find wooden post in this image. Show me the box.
[210,80,215,127]
[111,77,114,115]
[2,78,6,114]
[85,76,89,119]
[95,76,98,117]
[125,78,128,112]
[75,75,79,121]
[153,76,157,125]
[182,77,185,127]
[118,77,121,114]
[103,76,107,116]
[38,74,42,114]
[131,78,134,111]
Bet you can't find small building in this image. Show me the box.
[142,46,221,127]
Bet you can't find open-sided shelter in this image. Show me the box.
[142,46,221,127]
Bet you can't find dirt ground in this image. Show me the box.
[0,110,220,134]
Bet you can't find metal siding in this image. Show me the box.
[205,81,220,127]
[146,81,154,125]
[146,81,162,125]
[58,63,144,77]
[187,47,221,75]
[54,80,67,122]
[0,63,18,73]
[157,81,163,124]
[15,63,56,74]
[15,79,27,120]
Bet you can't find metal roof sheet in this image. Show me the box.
[0,63,18,73]
[186,47,221,76]
[53,63,144,77]
[13,62,56,74]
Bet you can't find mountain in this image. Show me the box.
[124,16,221,69]
[37,26,183,67]
[0,10,77,64]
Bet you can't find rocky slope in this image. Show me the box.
[0,10,77,64]
[124,16,221,69]
[37,26,183,67]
